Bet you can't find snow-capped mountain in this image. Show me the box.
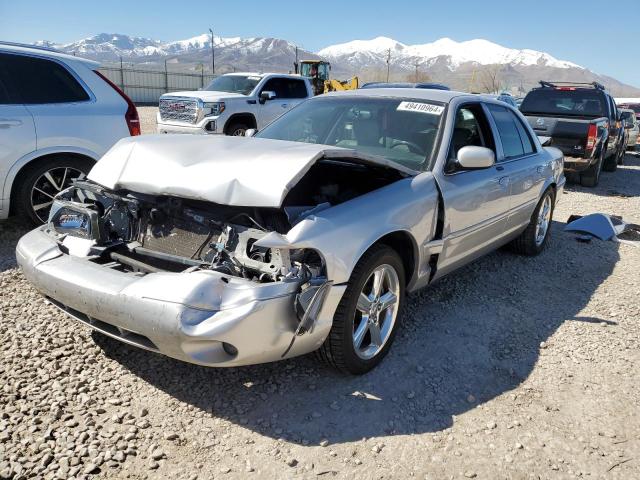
[318,36,582,71]
[33,33,639,95]
[38,33,318,69]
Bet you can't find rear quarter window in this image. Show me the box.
[0,53,90,104]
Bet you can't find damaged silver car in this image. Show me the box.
[16,89,565,374]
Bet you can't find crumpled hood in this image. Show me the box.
[88,135,416,207]
[161,90,247,101]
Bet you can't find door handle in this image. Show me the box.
[498,176,510,187]
[281,103,289,108]
[0,118,22,127]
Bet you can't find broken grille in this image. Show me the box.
[159,97,199,124]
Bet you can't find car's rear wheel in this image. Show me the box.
[580,148,604,187]
[15,157,93,225]
[509,188,554,256]
[317,245,405,374]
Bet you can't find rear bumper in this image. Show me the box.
[16,228,344,367]
[563,156,595,173]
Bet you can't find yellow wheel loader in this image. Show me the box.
[295,60,359,96]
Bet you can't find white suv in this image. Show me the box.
[0,42,140,224]
[157,73,313,136]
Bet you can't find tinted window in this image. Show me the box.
[0,77,10,104]
[257,97,444,170]
[520,89,606,117]
[513,115,536,154]
[282,79,308,99]
[0,53,90,104]
[487,104,525,159]
[260,78,307,99]
[260,78,284,97]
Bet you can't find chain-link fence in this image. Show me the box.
[97,65,215,104]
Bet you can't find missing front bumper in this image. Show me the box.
[16,228,345,367]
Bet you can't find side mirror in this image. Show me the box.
[537,135,552,146]
[456,146,495,169]
[259,91,276,104]
[245,128,257,137]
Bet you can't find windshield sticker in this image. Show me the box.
[397,102,444,115]
[248,76,262,81]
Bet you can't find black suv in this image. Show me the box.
[520,82,625,187]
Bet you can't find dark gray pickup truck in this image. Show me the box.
[520,82,625,187]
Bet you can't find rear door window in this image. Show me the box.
[1,53,90,104]
[487,104,526,159]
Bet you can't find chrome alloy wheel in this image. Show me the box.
[535,194,552,246]
[353,264,400,360]
[231,127,246,136]
[31,167,85,223]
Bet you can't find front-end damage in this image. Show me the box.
[16,140,417,366]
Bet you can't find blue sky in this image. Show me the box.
[1,0,637,87]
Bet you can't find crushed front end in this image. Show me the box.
[16,180,344,366]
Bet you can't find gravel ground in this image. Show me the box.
[1,111,639,479]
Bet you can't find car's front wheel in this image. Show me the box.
[15,156,93,225]
[317,245,405,374]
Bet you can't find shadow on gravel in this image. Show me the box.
[93,217,620,445]
[0,218,31,272]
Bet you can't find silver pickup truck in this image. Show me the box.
[157,72,313,136]
[17,88,565,374]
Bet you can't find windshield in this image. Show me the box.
[256,97,444,171]
[521,89,607,117]
[204,75,261,95]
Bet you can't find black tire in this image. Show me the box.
[602,147,619,172]
[580,148,604,187]
[14,156,93,226]
[509,188,555,256]
[317,244,405,374]
[225,122,249,136]
[618,148,626,165]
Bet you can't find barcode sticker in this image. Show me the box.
[397,102,444,115]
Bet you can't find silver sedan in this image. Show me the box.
[17,89,565,374]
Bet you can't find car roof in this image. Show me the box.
[0,41,100,67]
[224,72,302,79]
[322,87,471,104]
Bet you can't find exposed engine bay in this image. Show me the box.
[46,159,405,284]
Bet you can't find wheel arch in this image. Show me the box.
[7,151,97,215]
[357,230,419,288]
[223,113,257,134]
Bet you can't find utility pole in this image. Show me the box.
[414,60,421,82]
[209,28,215,75]
[386,48,391,83]
[294,46,299,73]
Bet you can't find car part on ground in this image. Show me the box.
[565,213,640,246]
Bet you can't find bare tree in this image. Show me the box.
[476,65,504,93]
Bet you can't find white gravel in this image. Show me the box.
[1,111,639,479]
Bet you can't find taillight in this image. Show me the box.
[586,124,597,151]
[93,70,141,136]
